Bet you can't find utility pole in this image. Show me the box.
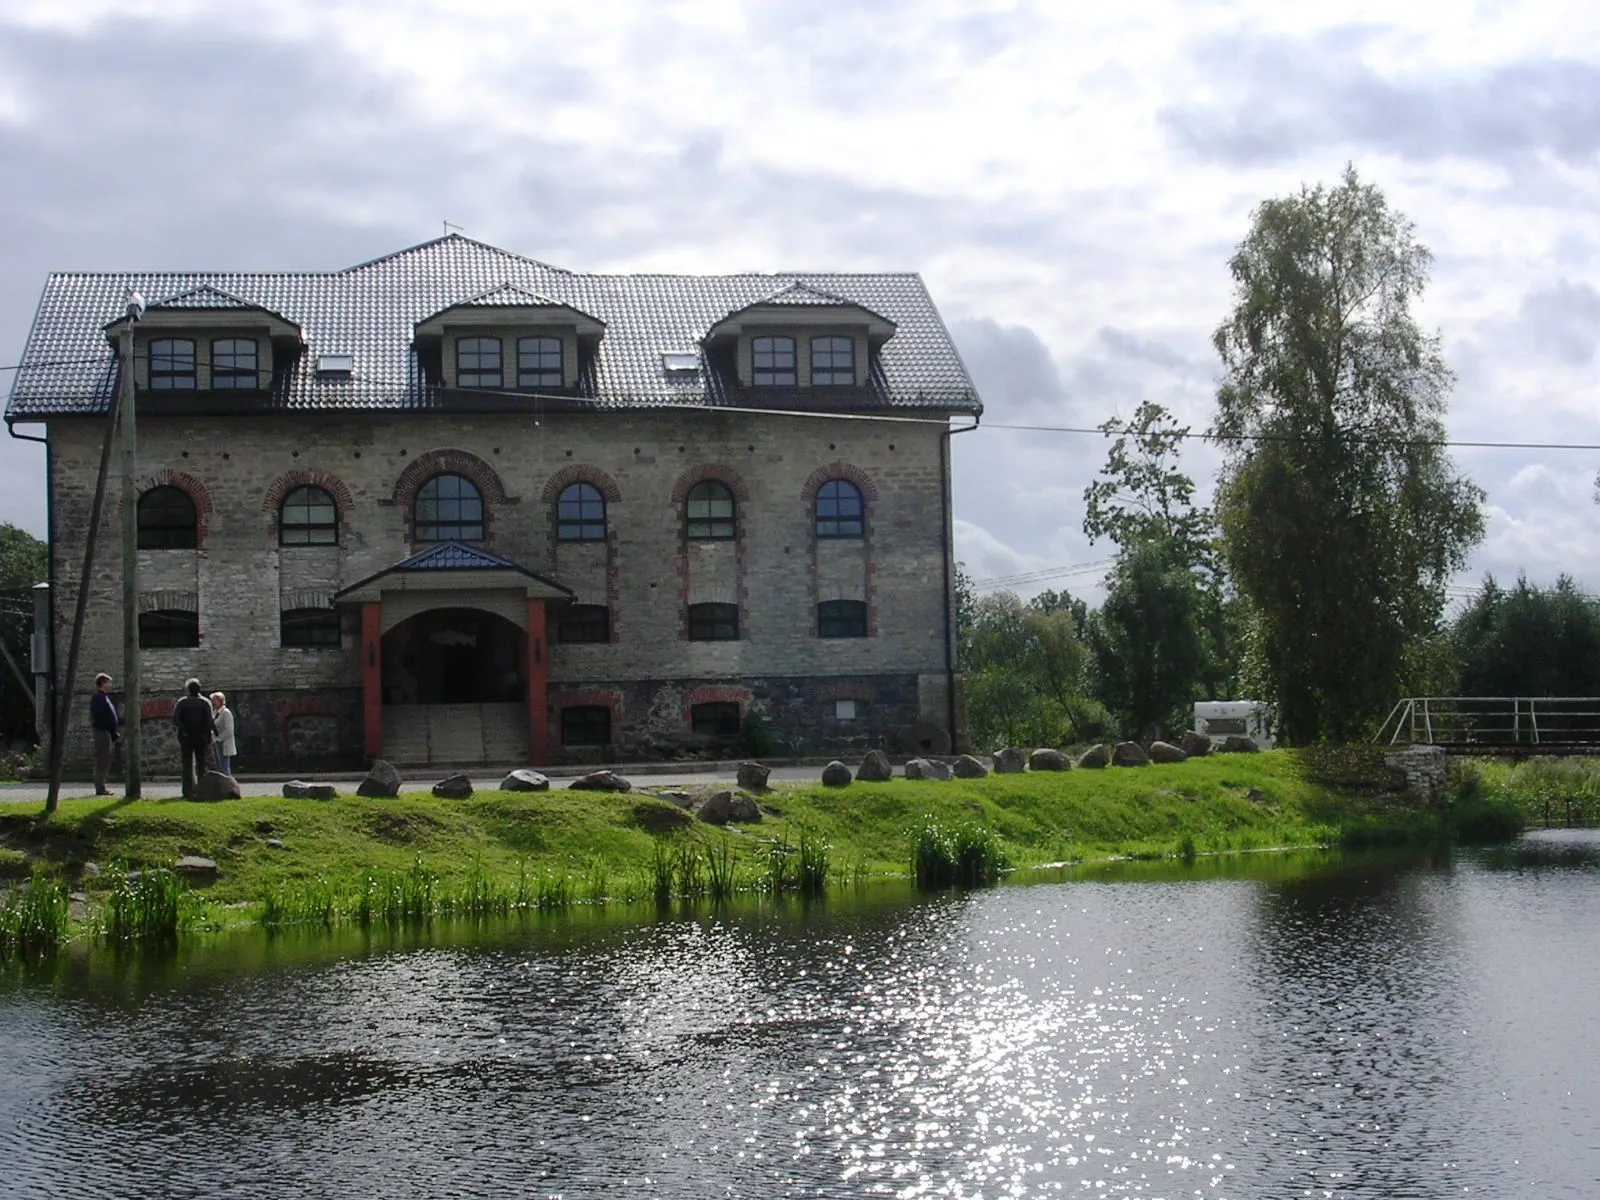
[119,316,141,797]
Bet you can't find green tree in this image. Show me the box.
[962,591,1097,749]
[1086,540,1205,740]
[1082,401,1212,560]
[1452,574,1600,697]
[0,524,47,744]
[953,560,978,668]
[1211,165,1484,744]
[1028,588,1089,639]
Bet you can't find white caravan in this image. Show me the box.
[1193,701,1274,750]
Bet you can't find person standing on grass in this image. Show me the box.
[210,691,237,777]
[89,672,122,796]
[172,678,216,799]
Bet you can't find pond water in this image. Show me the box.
[3,833,1598,1198]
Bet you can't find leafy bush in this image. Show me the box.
[1449,797,1524,844]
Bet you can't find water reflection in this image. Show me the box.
[3,841,1598,1197]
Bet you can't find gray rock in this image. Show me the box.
[1112,741,1150,767]
[657,789,694,809]
[1148,740,1188,764]
[1030,748,1071,772]
[357,759,403,797]
[432,773,473,799]
[951,754,989,779]
[283,779,339,800]
[81,862,103,878]
[500,769,549,792]
[568,770,632,792]
[698,790,763,824]
[736,761,771,791]
[195,770,242,801]
[993,747,1028,774]
[904,757,951,781]
[1179,731,1212,758]
[1075,744,1111,769]
[856,749,894,782]
[174,856,217,878]
[821,760,853,787]
[1218,735,1260,754]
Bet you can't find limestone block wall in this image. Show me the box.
[45,407,960,770]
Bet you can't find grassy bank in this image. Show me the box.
[0,751,1462,955]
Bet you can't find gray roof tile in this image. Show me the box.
[6,235,982,419]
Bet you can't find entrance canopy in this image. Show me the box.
[333,541,572,609]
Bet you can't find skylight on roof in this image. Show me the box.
[661,351,699,373]
[316,353,355,376]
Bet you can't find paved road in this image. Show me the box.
[0,763,830,805]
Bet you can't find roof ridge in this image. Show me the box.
[339,233,571,276]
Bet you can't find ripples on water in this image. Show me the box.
[3,836,1598,1198]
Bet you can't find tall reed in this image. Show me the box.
[104,868,188,944]
[705,836,736,903]
[0,873,70,958]
[911,818,1007,890]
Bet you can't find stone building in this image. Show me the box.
[5,235,982,772]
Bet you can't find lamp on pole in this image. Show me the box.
[120,290,143,798]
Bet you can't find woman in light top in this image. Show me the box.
[210,691,238,777]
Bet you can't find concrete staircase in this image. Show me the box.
[381,703,528,767]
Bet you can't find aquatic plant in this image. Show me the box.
[104,867,188,944]
[705,837,736,903]
[796,827,829,899]
[0,872,70,958]
[911,818,1007,890]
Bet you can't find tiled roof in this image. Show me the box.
[394,542,521,571]
[6,235,981,419]
[147,285,274,313]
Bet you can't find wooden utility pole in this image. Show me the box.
[119,323,141,797]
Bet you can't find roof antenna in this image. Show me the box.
[443,220,463,236]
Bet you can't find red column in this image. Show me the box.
[361,601,383,759]
[527,598,549,765]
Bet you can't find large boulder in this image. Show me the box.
[821,760,853,787]
[500,769,550,792]
[173,856,217,879]
[951,754,989,779]
[1075,743,1111,769]
[698,789,763,825]
[904,757,951,781]
[357,759,403,797]
[432,773,473,799]
[1112,741,1150,767]
[283,779,339,800]
[1217,735,1260,754]
[195,770,242,801]
[1148,740,1188,764]
[1179,731,1212,758]
[856,749,893,782]
[1029,748,1071,772]
[993,747,1028,774]
[736,761,771,791]
[568,770,632,792]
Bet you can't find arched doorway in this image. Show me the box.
[381,608,526,705]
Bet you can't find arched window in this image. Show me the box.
[818,599,868,638]
[518,336,563,389]
[557,482,606,542]
[148,339,196,390]
[414,473,485,542]
[815,479,864,538]
[138,609,199,648]
[456,337,502,389]
[752,335,796,386]
[211,338,259,389]
[137,487,197,549]
[279,485,338,546]
[685,481,735,540]
[811,335,855,386]
[688,602,739,641]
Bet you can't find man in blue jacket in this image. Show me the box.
[172,678,217,800]
[89,672,122,796]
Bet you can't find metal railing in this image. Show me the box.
[1377,697,1600,747]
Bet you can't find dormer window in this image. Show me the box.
[517,336,563,389]
[149,339,197,390]
[212,338,259,389]
[811,336,855,386]
[752,336,796,386]
[456,337,502,389]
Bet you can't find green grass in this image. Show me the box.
[1459,756,1600,829]
[0,751,1457,956]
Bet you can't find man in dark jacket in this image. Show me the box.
[172,678,217,799]
[89,672,122,796]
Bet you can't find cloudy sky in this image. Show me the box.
[2,0,1596,605]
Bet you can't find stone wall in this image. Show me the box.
[1382,744,1449,806]
[46,407,962,769]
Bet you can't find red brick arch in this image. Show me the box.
[136,469,214,547]
[799,461,879,503]
[262,468,355,527]
[670,464,750,505]
[391,449,511,510]
[540,464,622,505]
